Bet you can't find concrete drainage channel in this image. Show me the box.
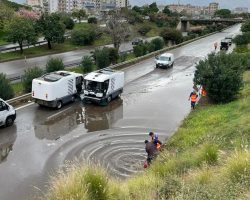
[6,25,239,107]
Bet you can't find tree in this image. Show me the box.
[241,20,250,32]
[46,57,65,73]
[194,53,244,103]
[22,67,44,92]
[106,11,130,49]
[94,48,111,69]
[80,56,95,74]
[0,73,14,100]
[160,28,183,44]
[108,48,119,64]
[150,38,165,51]
[72,9,86,23]
[71,28,97,45]
[149,2,159,13]
[5,16,37,54]
[132,6,142,14]
[138,25,151,36]
[214,9,231,18]
[61,15,75,30]
[0,3,14,30]
[88,17,97,24]
[163,6,171,16]
[36,14,65,49]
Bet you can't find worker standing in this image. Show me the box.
[144,140,158,167]
[189,90,198,109]
[201,86,207,97]
[149,132,162,150]
[214,42,218,50]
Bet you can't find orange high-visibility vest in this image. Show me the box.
[191,93,197,102]
[201,87,207,96]
[156,143,161,150]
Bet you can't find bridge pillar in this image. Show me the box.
[177,20,191,32]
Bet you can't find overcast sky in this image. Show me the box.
[11,0,250,10]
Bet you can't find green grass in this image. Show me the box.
[41,71,250,200]
[11,82,24,97]
[234,44,250,53]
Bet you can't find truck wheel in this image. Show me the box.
[171,63,174,68]
[107,96,112,103]
[6,116,14,127]
[56,101,62,109]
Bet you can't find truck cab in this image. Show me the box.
[220,39,230,50]
[0,99,16,127]
[155,53,174,69]
[83,69,124,105]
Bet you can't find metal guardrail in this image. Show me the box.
[5,24,237,105]
[0,41,47,53]
[6,93,31,105]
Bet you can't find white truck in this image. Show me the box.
[32,71,84,109]
[83,68,124,105]
[0,98,16,127]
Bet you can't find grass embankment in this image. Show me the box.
[42,71,250,200]
[234,44,250,53]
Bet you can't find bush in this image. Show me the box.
[194,53,244,103]
[46,57,65,73]
[80,56,95,74]
[233,32,250,46]
[150,38,164,51]
[138,25,151,36]
[61,16,74,30]
[94,48,111,69]
[133,43,147,57]
[22,67,44,92]
[241,20,250,32]
[88,17,97,24]
[0,73,14,100]
[71,28,97,46]
[160,28,183,44]
[108,48,119,64]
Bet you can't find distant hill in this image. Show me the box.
[0,0,30,11]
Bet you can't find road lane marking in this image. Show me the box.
[16,102,35,110]
[46,107,72,121]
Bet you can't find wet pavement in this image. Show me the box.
[0,24,241,200]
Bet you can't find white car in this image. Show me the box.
[0,98,16,127]
[155,53,174,68]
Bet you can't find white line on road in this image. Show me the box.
[16,102,35,110]
[46,107,72,121]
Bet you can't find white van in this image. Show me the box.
[83,68,124,105]
[155,53,174,68]
[32,71,84,109]
[0,98,16,127]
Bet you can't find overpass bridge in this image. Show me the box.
[177,18,245,32]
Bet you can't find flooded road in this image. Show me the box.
[0,25,241,200]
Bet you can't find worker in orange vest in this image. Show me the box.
[189,90,198,109]
[201,86,207,97]
[149,132,162,151]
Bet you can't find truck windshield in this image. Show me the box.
[85,80,109,93]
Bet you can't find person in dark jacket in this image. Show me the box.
[145,140,158,164]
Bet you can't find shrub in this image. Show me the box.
[0,73,14,100]
[133,43,147,57]
[71,28,97,46]
[61,16,74,30]
[80,56,95,74]
[88,17,97,24]
[46,57,65,73]
[150,38,164,51]
[233,32,250,46]
[195,144,219,165]
[94,48,111,69]
[241,20,250,32]
[22,67,44,92]
[160,28,183,44]
[194,53,244,103]
[138,25,151,36]
[108,48,119,64]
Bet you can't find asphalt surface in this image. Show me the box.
[0,24,241,200]
[0,37,158,80]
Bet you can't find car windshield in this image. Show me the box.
[159,56,170,61]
